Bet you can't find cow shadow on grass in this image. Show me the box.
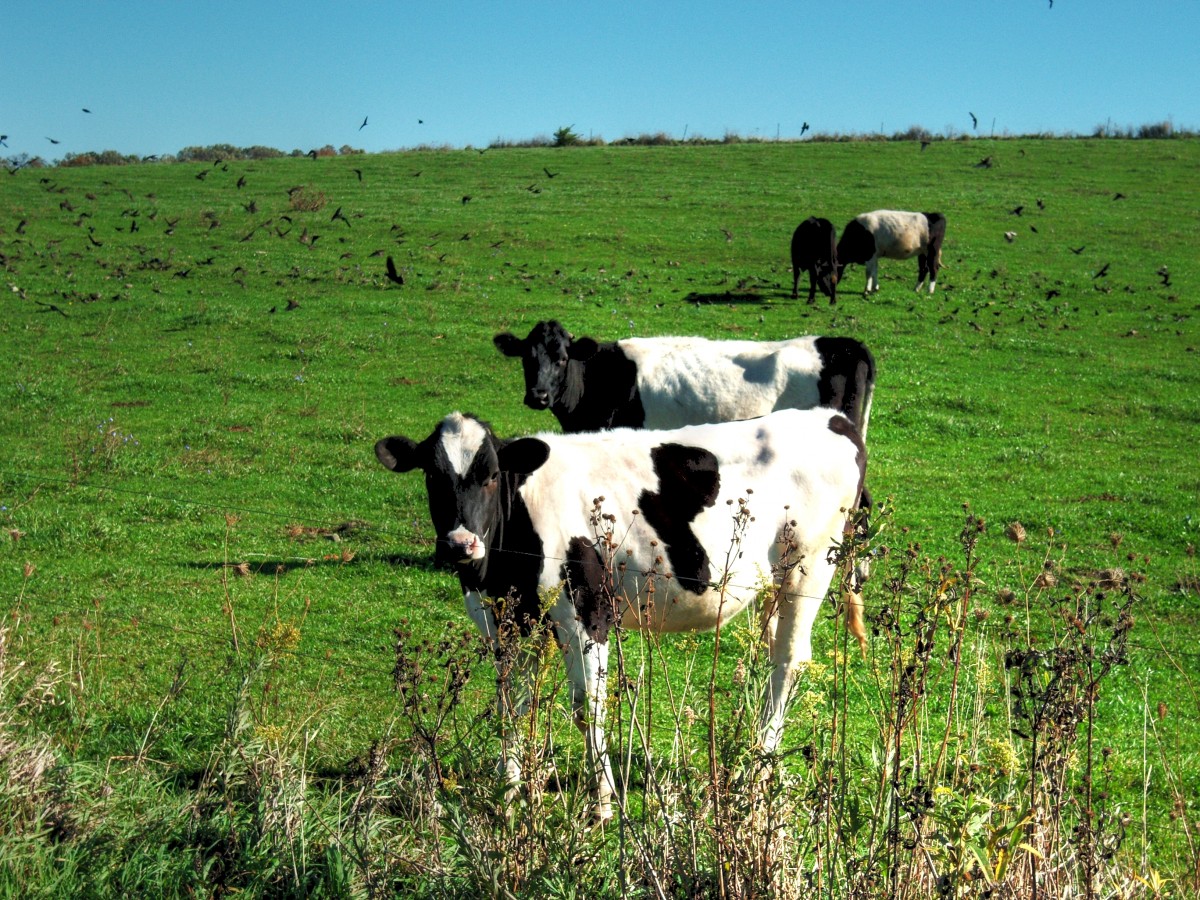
[681,290,771,306]
[183,550,440,578]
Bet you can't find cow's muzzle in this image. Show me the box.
[446,527,487,561]
[525,390,551,410]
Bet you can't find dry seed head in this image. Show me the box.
[1004,521,1027,544]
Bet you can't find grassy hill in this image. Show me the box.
[1,138,1197,896]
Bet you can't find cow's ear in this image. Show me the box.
[493,332,523,356]
[498,437,550,475]
[568,337,600,361]
[375,436,423,472]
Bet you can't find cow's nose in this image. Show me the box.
[527,390,550,409]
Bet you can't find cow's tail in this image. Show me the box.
[844,485,871,657]
[844,584,867,656]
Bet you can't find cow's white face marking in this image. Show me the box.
[438,412,489,478]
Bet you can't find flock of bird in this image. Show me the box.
[0,114,1179,336]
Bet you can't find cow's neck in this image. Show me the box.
[455,472,544,632]
[553,343,644,432]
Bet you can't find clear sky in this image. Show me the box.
[3,1,1197,161]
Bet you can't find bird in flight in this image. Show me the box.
[359,116,368,130]
[1010,205,1024,216]
[47,137,60,144]
[969,112,978,130]
[800,121,810,136]
[82,108,92,113]
[543,167,559,179]
[385,256,404,286]
[1094,262,1111,279]
[1069,245,1086,255]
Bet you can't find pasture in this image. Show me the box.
[1,137,1198,897]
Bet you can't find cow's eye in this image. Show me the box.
[483,472,499,488]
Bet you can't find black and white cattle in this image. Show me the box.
[790,216,839,303]
[375,408,867,821]
[493,320,875,439]
[836,209,947,294]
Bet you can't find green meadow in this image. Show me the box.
[1,138,1197,897]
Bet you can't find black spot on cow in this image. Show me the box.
[637,443,721,591]
[563,536,613,644]
[813,336,876,432]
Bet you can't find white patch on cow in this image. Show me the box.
[446,526,487,560]
[437,411,488,477]
[618,336,825,429]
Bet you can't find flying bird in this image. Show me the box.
[1010,205,1024,216]
[353,168,363,182]
[82,108,91,113]
[359,116,368,130]
[800,121,810,136]
[973,156,994,169]
[385,255,404,286]
[1094,262,1111,279]
[236,175,247,189]
[47,137,60,144]
[543,167,559,179]
[1069,245,1086,255]
[0,135,8,147]
[1004,231,1017,243]
[1112,192,1126,200]
[331,206,350,226]
[969,112,978,130]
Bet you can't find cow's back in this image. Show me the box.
[520,409,863,633]
[617,336,826,429]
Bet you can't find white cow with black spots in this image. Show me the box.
[375,407,866,822]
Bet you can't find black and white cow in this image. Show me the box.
[493,321,875,439]
[836,209,947,294]
[375,408,866,821]
[790,216,839,303]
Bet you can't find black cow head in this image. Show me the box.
[375,413,549,567]
[493,320,598,411]
[814,259,838,299]
[835,219,876,279]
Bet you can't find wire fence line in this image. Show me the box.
[5,464,1200,671]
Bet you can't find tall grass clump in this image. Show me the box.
[1,504,1191,897]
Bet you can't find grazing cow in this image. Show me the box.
[836,210,947,294]
[790,216,839,303]
[375,408,867,821]
[492,320,875,439]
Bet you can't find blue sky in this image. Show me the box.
[3,1,1197,161]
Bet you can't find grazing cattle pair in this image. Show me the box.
[792,210,947,298]
[376,407,867,822]
[375,320,876,819]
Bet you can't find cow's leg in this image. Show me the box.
[865,257,880,293]
[916,254,929,292]
[807,267,818,304]
[792,266,800,300]
[758,553,835,753]
[927,249,939,294]
[560,626,614,822]
[465,590,544,799]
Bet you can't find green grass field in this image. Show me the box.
[1,138,1198,897]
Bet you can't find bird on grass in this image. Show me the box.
[1010,205,1024,216]
[974,156,994,169]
